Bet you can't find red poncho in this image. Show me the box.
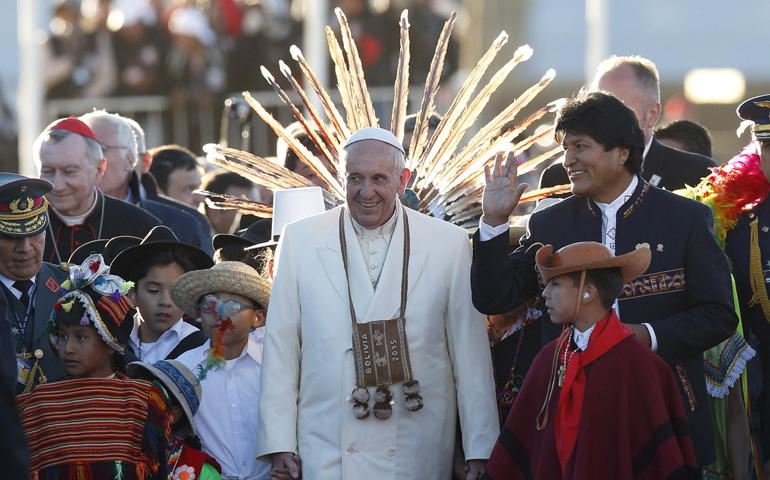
[484,313,699,480]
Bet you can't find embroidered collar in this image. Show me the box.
[587,176,648,220]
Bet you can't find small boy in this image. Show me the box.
[108,226,214,363]
[173,261,272,480]
[484,242,699,480]
[128,360,222,480]
[17,254,170,479]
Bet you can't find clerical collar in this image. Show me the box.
[51,187,99,226]
[573,323,595,351]
[350,205,399,238]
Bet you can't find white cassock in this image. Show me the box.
[256,204,498,479]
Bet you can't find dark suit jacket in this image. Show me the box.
[0,294,29,479]
[471,178,737,467]
[44,191,162,264]
[724,196,770,455]
[539,137,717,194]
[128,172,213,254]
[1,262,69,393]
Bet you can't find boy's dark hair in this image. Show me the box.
[654,120,713,158]
[554,91,646,175]
[148,145,200,192]
[213,245,262,271]
[284,133,323,172]
[565,267,625,310]
[127,246,199,283]
[200,171,253,196]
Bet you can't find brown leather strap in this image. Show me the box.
[338,206,410,324]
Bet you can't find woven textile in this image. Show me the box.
[18,377,170,480]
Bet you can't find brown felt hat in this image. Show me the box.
[535,242,650,284]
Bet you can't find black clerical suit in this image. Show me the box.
[44,190,161,264]
[539,137,717,195]
[471,178,737,467]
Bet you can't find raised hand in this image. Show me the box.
[481,152,529,227]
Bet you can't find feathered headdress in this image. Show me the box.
[677,143,770,248]
[202,8,569,230]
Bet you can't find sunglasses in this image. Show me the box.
[198,295,260,319]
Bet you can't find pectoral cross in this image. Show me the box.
[557,365,566,387]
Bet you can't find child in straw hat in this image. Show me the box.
[17,254,170,480]
[484,242,700,480]
[172,261,273,480]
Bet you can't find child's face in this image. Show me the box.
[198,291,264,354]
[57,322,116,378]
[542,274,579,326]
[133,263,186,338]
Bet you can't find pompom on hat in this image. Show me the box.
[171,261,271,318]
[535,242,650,284]
[49,254,135,352]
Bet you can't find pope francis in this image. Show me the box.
[256,127,498,479]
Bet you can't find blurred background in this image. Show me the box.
[3,0,770,176]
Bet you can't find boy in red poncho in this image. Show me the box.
[483,242,700,480]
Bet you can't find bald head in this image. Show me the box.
[590,57,661,143]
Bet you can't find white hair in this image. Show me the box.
[79,110,138,167]
[32,128,103,169]
[337,141,406,177]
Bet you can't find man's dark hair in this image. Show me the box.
[654,120,712,158]
[403,112,442,133]
[284,133,322,172]
[148,145,200,192]
[565,267,625,310]
[554,91,646,175]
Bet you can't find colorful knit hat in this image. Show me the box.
[50,254,135,352]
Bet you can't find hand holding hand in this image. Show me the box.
[270,452,301,480]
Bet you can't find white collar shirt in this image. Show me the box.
[175,332,270,480]
[127,314,201,364]
[573,324,595,351]
[350,206,399,288]
[0,273,37,301]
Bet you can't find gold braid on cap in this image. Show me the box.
[200,8,570,231]
[0,197,48,221]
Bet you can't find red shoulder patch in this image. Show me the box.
[45,278,60,293]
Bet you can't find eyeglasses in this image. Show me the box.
[99,143,130,151]
[198,296,260,319]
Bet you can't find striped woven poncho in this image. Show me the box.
[17,377,170,480]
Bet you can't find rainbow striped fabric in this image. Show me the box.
[17,377,170,480]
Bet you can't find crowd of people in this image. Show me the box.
[3,7,770,478]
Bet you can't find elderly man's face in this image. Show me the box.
[39,134,103,217]
[90,122,134,199]
[0,232,45,281]
[343,140,409,229]
[561,132,631,204]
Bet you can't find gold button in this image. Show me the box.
[34,349,44,359]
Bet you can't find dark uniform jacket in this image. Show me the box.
[724,196,770,457]
[471,178,737,467]
[539,137,716,196]
[44,190,161,264]
[0,262,68,393]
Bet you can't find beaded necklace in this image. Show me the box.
[487,313,536,424]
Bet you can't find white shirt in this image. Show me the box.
[573,324,595,351]
[127,314,202,364]
[350,207,398,288]
[0,273,36,301]
[176,329,270,480]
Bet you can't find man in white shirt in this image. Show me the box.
[471,91,736,467]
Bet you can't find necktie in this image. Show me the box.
[13,279,34,309]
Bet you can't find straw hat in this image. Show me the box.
[535,242,650,284]
[127,360,202,434]
[170,261,271,317]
